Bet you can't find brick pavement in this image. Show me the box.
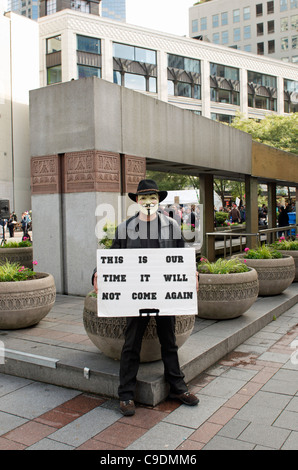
[0,304,297,451]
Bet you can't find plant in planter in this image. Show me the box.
[98,222,116,249]
[83,292,195,362]
[237,245,295,296]
[0,239,33,269]
[269,237,298,282]
[0,260,56,329]
[196,257,259,320]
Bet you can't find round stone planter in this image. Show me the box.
[237,254,295,296]
[83,294,195,362]
[0,246,33,269]
[276,251,298,282]
[0,273,56,329]
[197,267,259,320]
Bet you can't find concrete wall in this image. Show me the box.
[29,77,254,295]
[30,77,252,175]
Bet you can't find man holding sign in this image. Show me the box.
[93,179,199,416]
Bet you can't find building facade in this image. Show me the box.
[39,8,298,124]
[0,11,39,215]
[101,0,125,21]
[189,0,298,63]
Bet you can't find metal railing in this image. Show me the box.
[206,224,298,259]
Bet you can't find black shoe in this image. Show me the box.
[169,391,199,406]
[120,400,135,416]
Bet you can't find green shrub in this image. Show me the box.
[198,257,250,274]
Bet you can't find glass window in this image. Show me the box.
[281,17,289,30]
[257,42,264,54]
[256,4,263,15]
[201,17,207,30]
[280,0,288,11]
[281,37,289,49]
[77,35,100,54]
[248,71,277,87]
[233,28,241,41]
[293,35,298,49]
[267,1,274,13]
[47,65,61,85]
[46,35,61,54]
[149,77,157,93]
[291,15,298,30]
[284,79,298,92]
[268,40,275,53]
[233,9,240,22]
[268,20,275,33]
[124,73,146,91]
[257,23,264,35]
[113,43,156,65]
[221,12,228,25]
[71,0,90,13]
[167,80,174,95]
[113,71,121,85]
[243,6,250,20]
[244,44,252,52]
[212,14,219,27]
[213,32,220,44]
[290,0,298,7]
[192,19,198,33]
[78,65,100,78]
[244,25,251,39]
[168,54,200,73]
[46,0,56,15]
[222,31,229,44]
[210,63,239,81]
[177,82,192,98]
[135,47,156,64]
[292,55,298,62]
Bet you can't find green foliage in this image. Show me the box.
[230,113,298,155]
[98,222,116,249]
[243,245,283,259]
[0,240,32,248]
[270,238,298,251]
[146,171,199,191]
[197,257,250,274]
[215,211,229,226]
[0,260,35,282]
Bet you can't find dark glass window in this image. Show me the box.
[77,35,100,54]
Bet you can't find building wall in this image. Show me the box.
[0,12,39,217]
[189,0,298,63]
[38,9,298,124]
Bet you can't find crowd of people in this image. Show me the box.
[0,211,32,240]
[159,203,201,229]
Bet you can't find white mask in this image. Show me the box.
[137,194,159,216]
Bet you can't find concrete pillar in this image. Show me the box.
[199,173,214,260]
[245,175,259,248]
[267,182,277,243]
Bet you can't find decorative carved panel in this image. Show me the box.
[122,155,146,194]
[31,155,60,194]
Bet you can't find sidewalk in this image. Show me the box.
[0,295,297,450]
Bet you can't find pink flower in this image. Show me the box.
[279,236,285,240]
[32,260,38,265]
[243,259,247,263]
[244,247,250,252]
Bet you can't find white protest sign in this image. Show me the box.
[96,248,197,317]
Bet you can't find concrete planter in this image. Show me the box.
[237,254,295,296]
[197,268,259,320]
[0,273,56,329]
[276,250,298,282]
[83,294,195,362]
[0,246,33,269]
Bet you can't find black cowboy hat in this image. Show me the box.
[128,179,168,203]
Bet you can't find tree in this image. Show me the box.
[230,112,298,155]
[146,171,199,191]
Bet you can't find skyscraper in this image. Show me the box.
[101,0,125,21]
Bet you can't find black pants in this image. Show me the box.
[118,316,188,401]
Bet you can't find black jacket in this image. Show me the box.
[92,212,184,284]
